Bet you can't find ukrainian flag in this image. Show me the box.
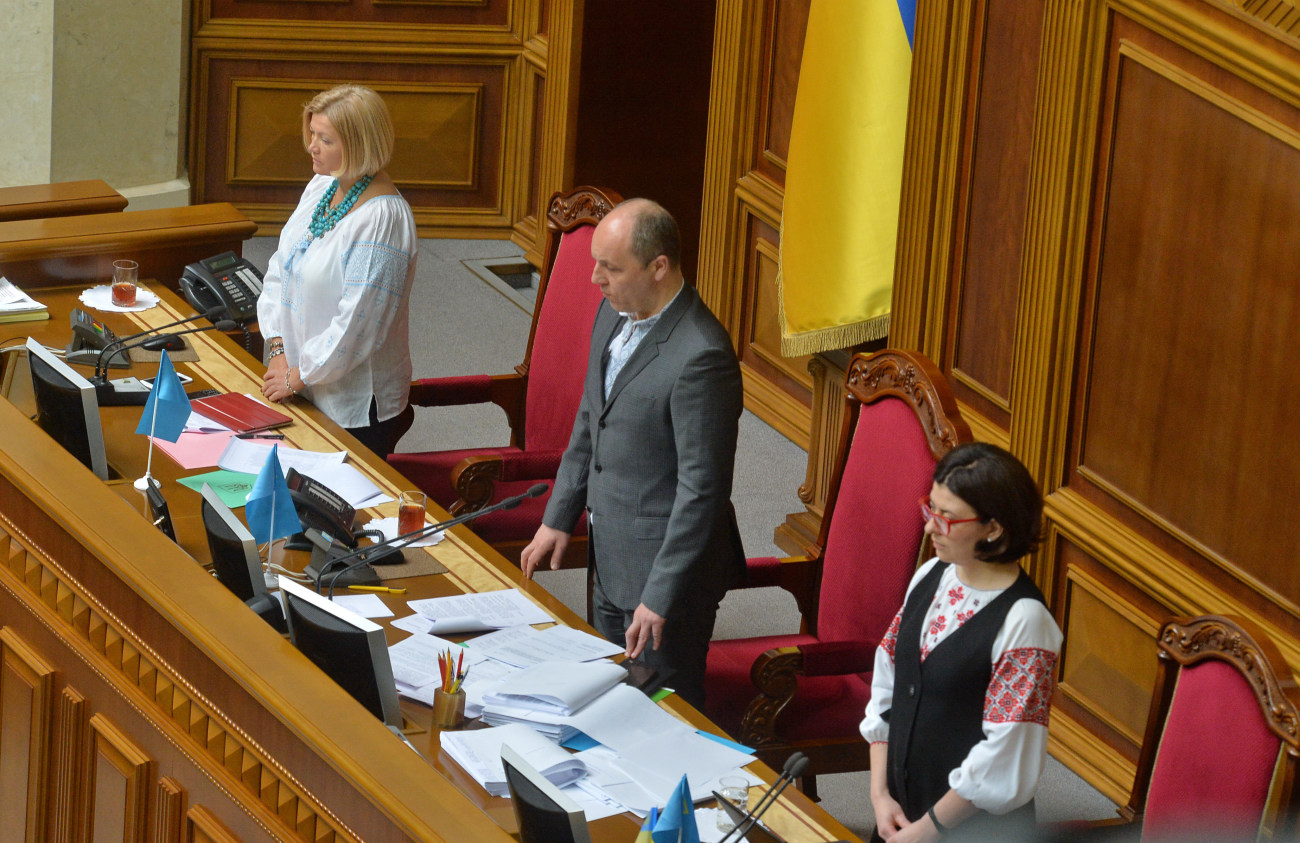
[777,0,915,356]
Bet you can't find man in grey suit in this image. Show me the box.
[521,198,745,708]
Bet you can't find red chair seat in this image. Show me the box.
[706,634,872,743]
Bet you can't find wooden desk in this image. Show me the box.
[0,286,859,843]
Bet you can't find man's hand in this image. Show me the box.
[625,603,666,659]
[520,524,570,578]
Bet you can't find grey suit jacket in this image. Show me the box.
[542,283,746,616]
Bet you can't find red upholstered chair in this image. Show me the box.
[1100,614,1300,841]
[703,349,972,796]
[388,186,621,568]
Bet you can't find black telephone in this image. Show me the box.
[180,251,264,324]
[285,468,357,548]
[66,307,128,368]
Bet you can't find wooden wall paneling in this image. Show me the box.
[185,806,240,843]
[569,1,717,283]
[890,0,971,354]
[700,0,816,439]
[0,628,54,843]
[192,53,514,235]
[516,0,582,265]
[88,713,152,843]
[49,688,88,843]
[154,778,186,843]
[188,0,576,244]
[945,0,1047,438]
[1067,14,1300,620]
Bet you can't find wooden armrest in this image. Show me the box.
[409,373,526,445]
[740,646,804,747]
[450,450,563,514]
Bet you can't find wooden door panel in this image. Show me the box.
[1068,16,1300,618]
[0,629,54,843]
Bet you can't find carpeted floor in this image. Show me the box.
[244,235,1122,839]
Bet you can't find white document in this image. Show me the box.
[388,633,475,688]
[482,660,627,716]
[184,411,231,433]
[328,594,393,619]
[218,436,348,476]
[363,516,444,547]
[469,624,623,668]
[564,684,755,802]
[407,588,553,631]
[304,463,386,509]
[440,723,587,797]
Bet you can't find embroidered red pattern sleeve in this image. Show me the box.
[880,610,902,662]
[984,647,1057,726]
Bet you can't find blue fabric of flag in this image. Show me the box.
[651,775,699,843]
[134,351,191,443]
[244,444,302,544]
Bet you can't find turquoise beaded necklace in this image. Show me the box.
[306,174,373,241]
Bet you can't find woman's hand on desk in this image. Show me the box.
[262,357,302,403]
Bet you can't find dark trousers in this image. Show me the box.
[589,532,722,710]
[345,400,414,461]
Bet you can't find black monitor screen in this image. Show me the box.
[200,484,285,632]
[25,338,108,480]
[199,485,262,602]
[502,745,591,843]
[278,577,402,728]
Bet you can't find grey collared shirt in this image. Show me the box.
[603,284,684,399]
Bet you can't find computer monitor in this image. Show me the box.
[199,484,286,632]
[501,744,592,843]
[25,337,109,480]
[277,576,403,729]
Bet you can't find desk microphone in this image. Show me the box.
[716,752,810,843]
[321,483,549,598]
[92,305,226,375]
[90,320,237,406]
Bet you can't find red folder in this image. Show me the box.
[191,393,292,433]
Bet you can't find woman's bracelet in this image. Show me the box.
[285,371,298,396]
[928,806,948,836]
[267,346,285,360]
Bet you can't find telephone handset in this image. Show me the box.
[285,468,357,548]
[180,251,264,324]
[66,307,128,368]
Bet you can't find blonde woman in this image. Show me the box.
[257,84,416,458]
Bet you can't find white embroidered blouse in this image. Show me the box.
[257,175,418,428]
[859,558,1063,814]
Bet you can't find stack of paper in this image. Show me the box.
[0,277,48,324]
[407,588,553,634]
[483,660,627,716]
[440,723,587,797]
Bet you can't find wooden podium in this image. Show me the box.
[0,284,860,842]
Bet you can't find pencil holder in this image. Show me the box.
[432,688,466,729]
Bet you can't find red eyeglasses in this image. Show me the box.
[918,498,983,536]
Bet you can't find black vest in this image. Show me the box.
[883,562,1046,838]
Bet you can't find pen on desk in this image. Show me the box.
[346,585,407,594]
[237,432,285,439]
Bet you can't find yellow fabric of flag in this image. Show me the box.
[777,0,914,356]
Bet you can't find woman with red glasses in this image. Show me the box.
[861,442,1062,842]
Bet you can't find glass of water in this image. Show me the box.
[715,775,750,832]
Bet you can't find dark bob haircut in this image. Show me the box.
[932,442,1042,564]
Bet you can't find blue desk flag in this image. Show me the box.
[244,444,302,544]
[652,775,699,843]
[134,351,191,443]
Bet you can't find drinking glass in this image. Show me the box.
[715,775,749,832]
[398,491,427,536]
[111,260,138,307]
